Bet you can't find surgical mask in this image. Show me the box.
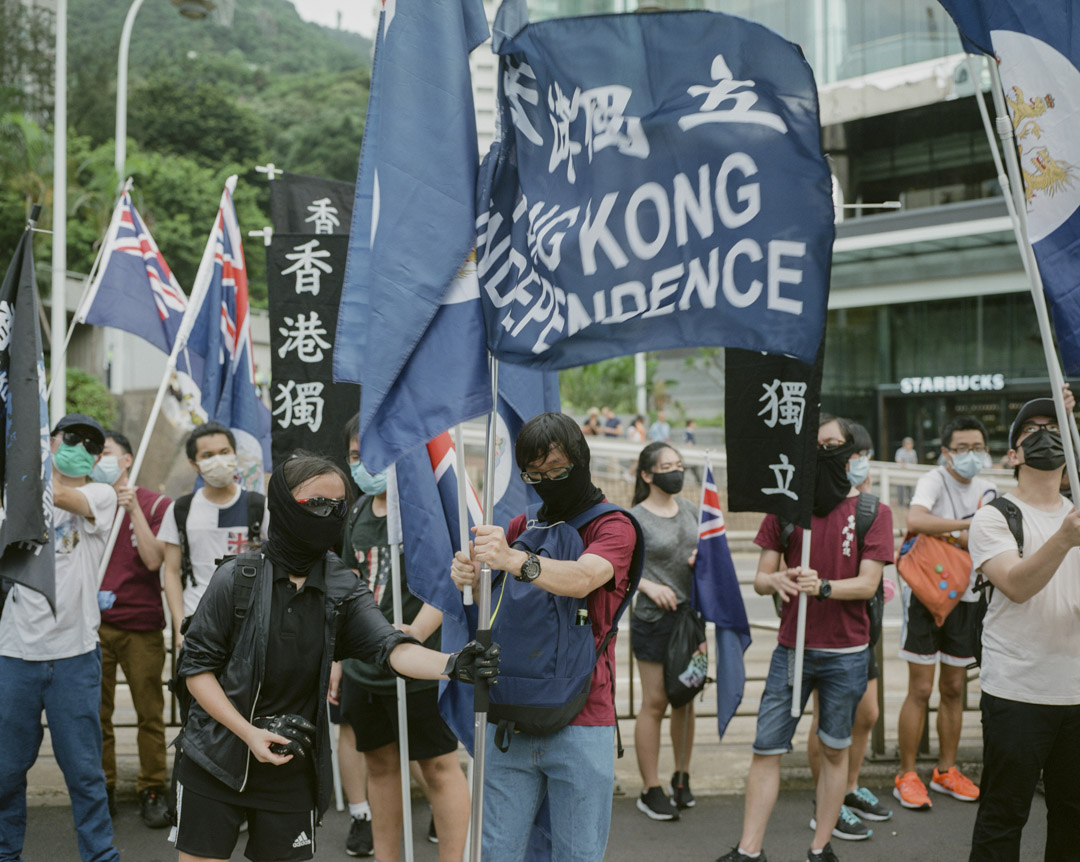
[351,461,387,495]
[54,443,96,478]
[1021,429,1066,472]
[650,469,685,495]
[90,456,122,485]
[198,453,237,488]
[848,455,869,488]
[949,451,983,481]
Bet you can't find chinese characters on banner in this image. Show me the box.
[724,346,823,528]
[267,173,358,468]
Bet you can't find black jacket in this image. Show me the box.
[176,551,416,818]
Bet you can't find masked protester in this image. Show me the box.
[967,393,1080,861]
[173,452,499,862]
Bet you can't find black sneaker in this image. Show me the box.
[637,786,679,821]
[139,787,171,829]
[345,816,373,856]
[427,812,438,844]
[844,787,892,821]
[716,848,767,862]
[670,771,696,809]
[807,842,840,862]
[809,805,871,841]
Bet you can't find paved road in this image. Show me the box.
[19,787,1047,861]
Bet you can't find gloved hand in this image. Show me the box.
[443,640,501,685]
[252,714,317,759]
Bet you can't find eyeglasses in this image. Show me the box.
[817,442,844,452]
[520,464,573,485]
[948,445,987,455]
[62,430,103,456]
[296,496,349,518]
[1021,422,1060,435]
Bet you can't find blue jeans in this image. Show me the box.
[0,648,119,862]
[482,724,615,862]
[753,645,868,754]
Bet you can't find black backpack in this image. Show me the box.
[174,490,265,589]
[968,497,1021,670]
[777,493,886,646]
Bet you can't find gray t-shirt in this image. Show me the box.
[630,496,698,623]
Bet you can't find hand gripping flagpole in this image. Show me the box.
[94,176,235,587]
[790,530,811,718]
[386,464,415,862]
[467,356,499,862]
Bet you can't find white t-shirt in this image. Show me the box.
[157,485,270,618]
[969,494,1080,705]
[910,466,997,601]
[0,482,118,661]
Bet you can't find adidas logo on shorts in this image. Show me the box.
[292,831,312,848]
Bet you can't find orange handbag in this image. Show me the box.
[895,533,971,627]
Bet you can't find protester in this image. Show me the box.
[171,452,499,862]
[716,414,893,862]
[628,416,647,444]
[629,442,698,821]
[684,419,697,447]
[601,406,623,438]
[967,396,1080,861]
[336,423,469,862]
[94,430,173,828]
[582,407,602,436]
[451,412,640,862]
[895,417,995,811]
[159,422,270,652]
[649,409,672,443]
[894,436,919,506]
[805,423,894,840]
[0,414,120,862]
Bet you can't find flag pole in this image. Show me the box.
[467,355,499,862]
[386,464,415,862]
[975,56,1080,500]
[94,177,234,586]
[790,531,811,718]
[455,423,474,606]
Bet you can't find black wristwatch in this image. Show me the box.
[817,580,832,600]
[516,552,542,582]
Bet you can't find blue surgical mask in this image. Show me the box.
[950,450,983,480]
[350,461,387,495]
[848,454,869,488]
[90,456,122,485]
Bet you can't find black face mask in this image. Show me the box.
[534,451,605,524]
[813,441,856,517]
[263,468,346,576]
[650,469,685,496]
[1021,429,1066,472]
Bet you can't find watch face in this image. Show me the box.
[521,555,541,581]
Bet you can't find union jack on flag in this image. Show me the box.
[76,185,188,355]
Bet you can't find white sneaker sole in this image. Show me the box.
[809,816,872,841]
[929,780,979,802]
[637,797,678,821]
[668,783,696,808]
[892,787,932,810]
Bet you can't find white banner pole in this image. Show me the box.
[455,423,474,607]
[790,530,811,719]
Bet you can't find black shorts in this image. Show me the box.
[629,610,678,664]
[173,782,316,862]
[899,588,977,666]
[340,676,459,760]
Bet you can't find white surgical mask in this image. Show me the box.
[90,456,122,485]
[848,455,870,488]
[950,451,983,480]
[199,454,237,488]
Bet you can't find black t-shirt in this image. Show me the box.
[178,563,325,811]
[341,497,439,693]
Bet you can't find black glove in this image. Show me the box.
[443,640,501,685]
[252,713,317,759]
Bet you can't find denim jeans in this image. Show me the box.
[0,647,120,862]
[482,724,615,862]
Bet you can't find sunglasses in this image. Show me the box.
[295,496,349,519]
[62,430,103,456]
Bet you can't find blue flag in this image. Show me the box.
[936,1,1080,374]
[334,0,492,471]
[693,455,750,739]
[185,180,272,490]
[475,9,834,370]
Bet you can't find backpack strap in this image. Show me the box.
[854,492,879,550]
[174,493,195,589]
[245,491,265,548]
[987,496,1023,558]
[232,550,263,633]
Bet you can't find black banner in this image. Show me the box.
[269,171,354,236]
[724,345,824,529]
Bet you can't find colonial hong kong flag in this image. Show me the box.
[693,454,751,739]
[76,185,188,354]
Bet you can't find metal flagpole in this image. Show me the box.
[467,356,499,862]
[386,464,414,862]
[94,177,232,587]
[455,424,474,607]
[790,531,811,718]
[976,56,1080,501]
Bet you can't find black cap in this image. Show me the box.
[1009,398,1057,449]
[51,413,106,448]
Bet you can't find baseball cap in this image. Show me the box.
[51,413,106,449]
[1009,398,1058,450]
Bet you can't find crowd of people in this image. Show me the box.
[0,399,1076,862]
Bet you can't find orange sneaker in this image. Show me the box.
[893,772,932,810]
[930,766,980,802]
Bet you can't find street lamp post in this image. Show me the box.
[50,0,67,424]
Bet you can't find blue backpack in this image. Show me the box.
[488,502,643,751]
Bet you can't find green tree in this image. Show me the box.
[65,368,116,427]
[0,0,53,121]
[558,355,658,415]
